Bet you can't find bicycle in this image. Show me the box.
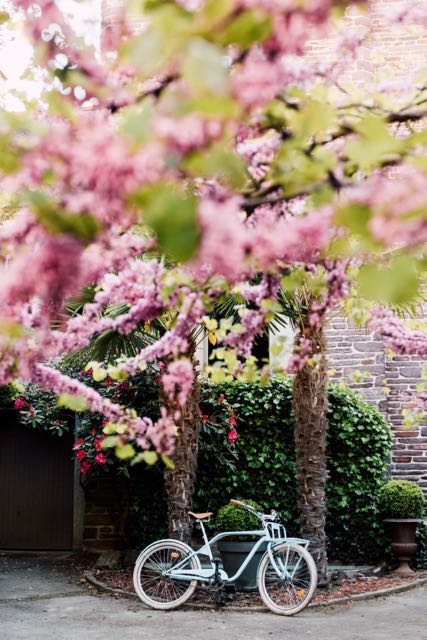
[133,499,317,616]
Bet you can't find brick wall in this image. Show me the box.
[326,311,427,498]
[82,474,127,551]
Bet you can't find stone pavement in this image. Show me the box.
[1,554,427,640]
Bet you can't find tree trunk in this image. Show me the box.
[163,354,201,544]
[293,322,329,586]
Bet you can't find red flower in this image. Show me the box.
[104,376,113,386]
[54,419,61,425]
[73,438,84,449]
[218,395,225,403]
[95,453,107,465]
[94,438,103,451]
[228,429,238,444]
[28,405,35,414]
[76,449,87,461]
[201,414,209,424]
[80,461,91,474]
[14,397,26,410]
[90,428,98,436]
[229,414,237,427]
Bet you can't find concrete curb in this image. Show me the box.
[85,571,427,613]
[0,591,84,604]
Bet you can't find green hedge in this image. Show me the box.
[126,377,392,564]
[194,378,392,564]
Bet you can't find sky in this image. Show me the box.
[0,0,101,109]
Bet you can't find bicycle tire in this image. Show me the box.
[257,543,317,615]
[133,539,200,610]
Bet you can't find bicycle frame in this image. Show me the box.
[166,519,311,585]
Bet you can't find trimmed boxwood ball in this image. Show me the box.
[379,480,426,519]
[214,500,262,533]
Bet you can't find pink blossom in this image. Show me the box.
[95,453,107,465]
[162,359,194,407]
[232,50,284,110]
[228,429,238,444]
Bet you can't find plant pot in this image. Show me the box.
[384,518,422,577]
[217,540,267,591]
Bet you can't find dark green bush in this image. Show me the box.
[413,520,427,570]
[379,480,425,519]
[0,382,22,407]
[195,378,392,564]
[214,500,262,533]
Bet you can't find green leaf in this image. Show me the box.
[345,115,403,170]
[217,10,272,49]
[120,5,191,78]
[119,99,154,147]
[182,38,229,97]
[0,135,19,173]
[131,450,159,465]
[21,191,101,244]
[57,394,89,412]
[184,143,247,188]
[335,203,372,236]
[131,183,200,262]
[273,144,335,197]
[161,454,175,469]
[101,436,119,449]
[115,443,136,460]
[357,255,421,305]
[290,100,337,140]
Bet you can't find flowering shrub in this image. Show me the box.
[15,384,71,437]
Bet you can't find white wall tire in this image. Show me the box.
[133,540,201,610]
[257,543,317,615]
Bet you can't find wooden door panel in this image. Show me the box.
[0,412,74,550]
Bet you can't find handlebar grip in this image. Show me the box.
[230,499,245,506]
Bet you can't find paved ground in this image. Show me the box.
[1,554,426,640]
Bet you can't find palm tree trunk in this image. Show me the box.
[163,353,201,543]
[293,321,329,586]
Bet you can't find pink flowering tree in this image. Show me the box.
[1,0,427,580]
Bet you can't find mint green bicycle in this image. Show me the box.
[133,499,317,616]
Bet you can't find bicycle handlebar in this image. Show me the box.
[229,499,279,522]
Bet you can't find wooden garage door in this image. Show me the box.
[0,412,74,550]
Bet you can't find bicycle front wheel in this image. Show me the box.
[133,540,200,610]
[257,543,317,615]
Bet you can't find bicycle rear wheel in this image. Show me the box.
[133,540,200,610]
[257,543,317,615]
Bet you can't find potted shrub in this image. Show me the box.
[379,479,426,576]
[213,499,266,591]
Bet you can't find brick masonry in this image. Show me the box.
[325,312,427,498]
[82,475,127,551]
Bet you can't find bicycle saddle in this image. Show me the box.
[188,511,213,521]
